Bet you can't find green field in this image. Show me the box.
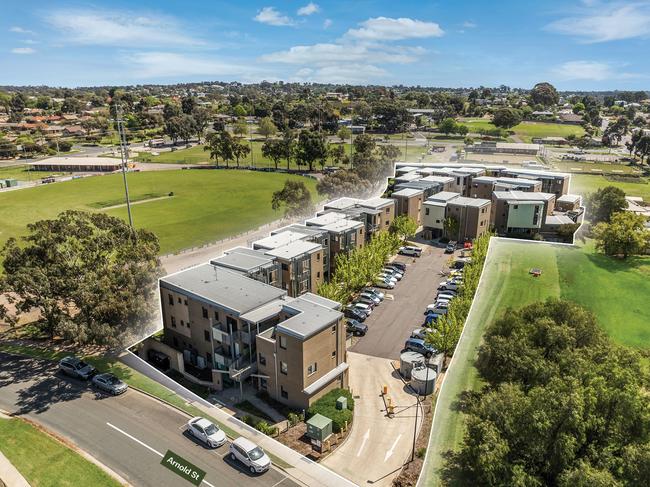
[459,118,585,142]
[0,416,122,487]
[553,160,640,175]
[0,164,69,182]
[570,174,650,201]
[422,238,650,484]
[0,170,319,254]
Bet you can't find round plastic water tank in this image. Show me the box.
[400,351,425,380]
[410,366,437,395]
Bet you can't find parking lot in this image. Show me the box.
[350,241,451,360]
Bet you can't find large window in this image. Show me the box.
[307,363,317,376]
[168,294,174,306]
[280,361,288,375]
[170,316,176,328]
[279,335,287,349]
[202,307,208,319]
[204,330,210,342]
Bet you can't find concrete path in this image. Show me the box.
[322,352,423,487]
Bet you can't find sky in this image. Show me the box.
[2,0,650,90]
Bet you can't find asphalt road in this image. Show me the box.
[351,242,449,360]
[0,352,300,487]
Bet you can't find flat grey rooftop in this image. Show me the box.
[210,247,275,272]
[449,196,491,207]
[274,224,327,238]
[324,197,363,210]
[494,190,555,202]
[161,264,286,315]
[305,212,348,227]
[359,197,394,210]
[321,219,363,233]
[391,188,423,197]
[277,295,342,340]
[427,191,460,203]
[252,230,307,250]
[265,240,321,260]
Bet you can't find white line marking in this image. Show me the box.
[270,478,287,487]
[106,422,163,457]
[384,434,402,462]
[356,429,370,457]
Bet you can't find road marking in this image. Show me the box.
[106,423,216,487]
[356,429,370,457]
[384,434,402,462]
[270,478,288,487]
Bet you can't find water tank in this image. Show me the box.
[400,351,425,380]
[411,366,437,395]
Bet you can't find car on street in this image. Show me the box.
[347,319,368,336]
[186,417,227,448]
[358,292,381,305]
[399,246,422,257]
[373,278,395,289]
[362,287,385,300]
[352,302,373,315]
[58,356,97,380]
[91,373,128,395]
[445,241,457,254]
[230,437,271,474]
[404,338,436,357]
[344,306,367,321]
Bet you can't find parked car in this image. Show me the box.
[344,306,367,321]
[347,319,368,336]
[383,268,403,280]
[186,417,227,448]
[411,328,428,340]
[424,312,441,326]
[352,302,373,315]
[58,356,97,380]
[427,301,449,312]
[359,292,381,305]
[373,279,395,289]
[385,264,406,275]
[445,241,457,254]
[399,246,422,257]
[436,292,456,301]
[230,437,271,474]
[362,287,385,300]
[388,262,407,272]
[404,338,436,357]
[438,281,460,291]
[377,274,397,285]
[378,272,398,282]
[426,305,448,315]
[435,295,453,304]
[354,297,376,309]
[91,373,128,395]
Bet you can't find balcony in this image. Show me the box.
[212,326,231,345]
[213,350,233,368]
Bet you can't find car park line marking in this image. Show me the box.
[270,478,288,487]
[106,422,217,487]
[356,429,370,457]
[384,434,402,462]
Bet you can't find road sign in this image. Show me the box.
[161,450,206,486]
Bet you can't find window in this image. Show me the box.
[281,385,288,399]
[331,350,336,358]
[214,311,219,322]
[168,294,174,306]
[307,363,317,376]
[184,299,188,306]
[385,208,390,214]
[204,330,210,342]
[385,221,389,226]
[202,307,208,319]
[177,297,182,304]
[513,204,518,209]
[171,316,176,328]
[316,253,320,261]
[227,316,238,331]
[436,219,441,224]
[281,263,288,271]
[331,325,336,334]
[279,335,287,349]
[258,353,267,366]
[280,362,288,375]
[425,208,430,216]
[180,319,184,327]
[317,272,321,278]
[187,322,191,328]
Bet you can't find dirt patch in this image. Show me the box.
[277,421,351,462]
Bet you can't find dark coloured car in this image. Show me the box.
[92,373,128,395]
[362,287,385,300]
[58,356,97,380]
[404,338,436,357]
[388,262,407,272]
[445,241,457,254]
[344,306,367,321]
[346,319,368,336]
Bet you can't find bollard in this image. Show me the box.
[382,384,388,395]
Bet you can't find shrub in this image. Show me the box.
[307,388,354,433]
[416,447,427,459]
[287,412,301,427]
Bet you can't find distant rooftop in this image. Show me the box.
[277,294,342,340]
[449,196,491,207]
[359,197,395,210]
[493,190,556,202]
[324,197,363,211]
[265,240,321,260]
[210,247,275,272]
[252,230,307,250]
[321,219,363,233]
[305,212,348,227]
[427,191,460,203]
[391,188,423,198]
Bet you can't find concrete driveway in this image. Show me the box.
[322,352,423,487]
[351,242,449,360]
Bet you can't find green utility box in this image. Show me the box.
[306,414,333,443]
[336,396,347,410]
[4,179,18,187]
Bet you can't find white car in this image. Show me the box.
[383,268,403,280]
[378,272,398,282]
[186,417,227,448]
[411,328,428,340]
[437,292,456,301]
[438,281,460,291]
[399,246,422,257]
[353,302,372,315]
[374,279,395,289]
[359,292,381,305]
[230,437,271,474]
[427,301,449,311]
[435,295,453,304]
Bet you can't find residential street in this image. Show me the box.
[351,242,449,359]
[0,352,300,487]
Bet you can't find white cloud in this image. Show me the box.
[254,7,294,26]
[323,19,332,29]
[462,21,477,28]
[46,10,201,47]
[345,17,444,41]
[124,52,266,80]
[261,43,422,65]
[292,64,387,84]
[11,47,35,54]
[547,3,650,42]
[552,60,639,80]
[297,3,320,16]
[10,26,35,35]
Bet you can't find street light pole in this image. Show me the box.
[115,104,134,231]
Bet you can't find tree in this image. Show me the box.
[438,117,458,135]
[271,180,313,217]
[389,215,418,241]
[257,117,277,139]
[593,211,650,258]
[232,139,251,167]
[295,130,328,171]
[530,82,559,107]
[163,102,181,122]
[586,186,626,223]
[492,108,522,129]
[337,126,352,143]
[372,102,411,133]
[181,96,196,115]
[192,107,210,142]
[352,133,376,161]
[233,121,248,139]
[204,131,235,167]
[0,211,162,345]
[0,137,18,159]
[328,144,348,166]
[316,170,371,198]
[262,139,286,170]
[443,216,460,240]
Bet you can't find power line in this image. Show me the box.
[114,104,135,230]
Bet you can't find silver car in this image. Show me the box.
[187,417,227,448]
[230,437,271,474]
[91,373,128,395]
[58,356,97,380]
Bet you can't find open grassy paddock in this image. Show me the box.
[422,237,650,484]
[459,118,585,142]
[552,160,641,175]
[0,169,319,254]
[0,163,70,182]
[570,174,650,201]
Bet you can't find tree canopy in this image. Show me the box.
[271,179,313,217]
[530,82,559,107]
[586,185,627,223]
[492,108,522,129]
[593,211,650,258]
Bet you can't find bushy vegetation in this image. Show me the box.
[317,231,401,305]
[307,388,354,433]
[426,232,493,356]
[445,299,650,486]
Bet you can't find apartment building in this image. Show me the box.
[322,197,396,242]
[272,224,332,281]
[391,188,424,225]
[256,293,348,410]
[469,176,542,200]
[394,177,452,199]
[210,247,280,287]
[501,168,570,197]
[555,194,582,212]
[421,192,491,240]
[491,191,557,236]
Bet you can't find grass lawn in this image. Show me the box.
[553,161,640,175]
[459,118,585,142]
[570,174,650,201]
[0,169,320,254]
[0,164,69,182]
[422,238,650,484]
[0,416,122,487]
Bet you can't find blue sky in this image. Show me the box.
[2,0,650,89]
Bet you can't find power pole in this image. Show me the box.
[115,104,135,230]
